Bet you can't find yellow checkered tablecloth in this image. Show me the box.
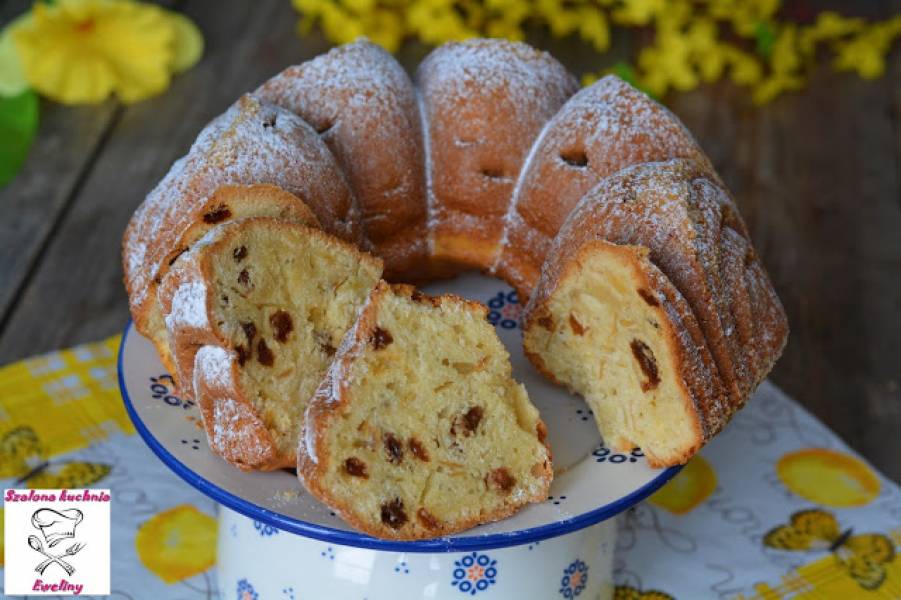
[1,337,900,599]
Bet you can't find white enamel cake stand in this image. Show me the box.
[118,273,680,600]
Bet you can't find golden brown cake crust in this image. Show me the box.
[416,39,578,269]
[493,75,716,298]
[122,95,361,353]
[256,40,431,279]
[298,282,552,539]
[527,159,788,441]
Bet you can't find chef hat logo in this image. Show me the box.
[31,508,84,547]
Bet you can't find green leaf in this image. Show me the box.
[755,21,776,58]
[0,89,39,187]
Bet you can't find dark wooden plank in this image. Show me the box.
[668,57,901,482]
[0,0,120,320]
[0,0,330,362]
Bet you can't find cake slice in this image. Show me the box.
[298,282,552,539]
[523,240,724,466]
[160,217,383,470]
[523,159,788,466]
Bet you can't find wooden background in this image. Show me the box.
[1,0,898,482]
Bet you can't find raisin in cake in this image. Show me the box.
[523,159,788,466]
[298,282,552,539]
[160,217,382,470]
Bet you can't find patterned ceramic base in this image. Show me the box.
[219,506,616,600]
[118,273,680,552]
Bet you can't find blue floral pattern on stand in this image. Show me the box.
[149,374,194,409]
[486,290,520,330]
[321,546,335,560]
[253,520,279,536]
[237,579,258,600]
[451,551,498,595]
[592,446,644,464]
[559,559,588,598]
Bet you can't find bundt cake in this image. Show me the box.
[122,94,361,380]
[121,37,790,537]
[523,159,788,466]
[160,217,383,470]
[256,40,432,279]
[493,75,716,299]
[415,39,578,270]
[298,282,552,539]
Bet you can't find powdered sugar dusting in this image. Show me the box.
[166,281,209,330]
[256,38,427,261]
[123,94,357,330]
[194,345,233,390]
[494,75,714,292]
[416,38,578,245]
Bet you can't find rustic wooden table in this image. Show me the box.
[1,0,898,482]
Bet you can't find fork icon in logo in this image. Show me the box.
[29,508,86,575]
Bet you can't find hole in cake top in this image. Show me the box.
[480,166,506,179]
[560,149,589,168]
[233,246,248,262]
[202,204,232,224]
[262,115,277,128]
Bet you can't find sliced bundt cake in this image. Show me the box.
[523,159,788,466]
[160,217,383,470]
[298,282,552,539]
[416,39,578,270]
[122,94,361,382]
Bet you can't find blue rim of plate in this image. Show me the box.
[118,320,682,552]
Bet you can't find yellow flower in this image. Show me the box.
[752,23,804,104]
[707,0,780,38]
[12,0,202,105]
[135,504,217,584]
[686,17,725,81]
[721,44,763,86]
[577,6,610,52]
[638,31,697,97]
[798,11,864,55]
[832,16,901,80]
[611,0,666,27]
